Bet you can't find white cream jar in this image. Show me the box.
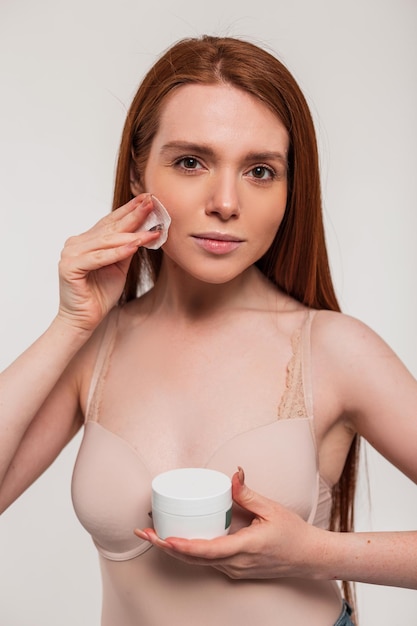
[151,468,232,540]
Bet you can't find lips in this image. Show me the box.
[192,232,244,254]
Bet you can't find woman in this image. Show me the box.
[0,36,416,626]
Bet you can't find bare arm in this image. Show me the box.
[324,312,417,484]
[0,193,159,512]
[311,311,417,587]
[0,319,90,512]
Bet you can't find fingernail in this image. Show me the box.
[237,466,245,485]
[135,529,151,541]
[140,194,152,208]
[132,193,151,208]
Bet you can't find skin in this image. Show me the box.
[0,84,416,593]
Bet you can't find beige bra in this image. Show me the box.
[71,308,332,561]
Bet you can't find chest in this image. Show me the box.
[93,319,296,471]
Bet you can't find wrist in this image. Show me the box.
[54,306,103,336]
[50,313,95,346]
[295,524,335,580]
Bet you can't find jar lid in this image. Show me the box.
[152,468,232,516]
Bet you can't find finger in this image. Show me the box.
[231,469,273,520]
[135,527,183,546]
[134,528,237,569]
[134,530,184,562]
[83,193,153,238]
[63,229,159,258]
[111,194,155,234]
[108,193,152,223]
[61,231,159,272]
[135,525,247,559]
[158,525,257,560]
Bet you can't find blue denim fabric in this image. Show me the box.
[334,600,354,626]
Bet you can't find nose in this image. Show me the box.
[205,169,240,220]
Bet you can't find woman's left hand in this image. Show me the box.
[134,468,324,580]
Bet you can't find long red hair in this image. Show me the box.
[112,35,359,616]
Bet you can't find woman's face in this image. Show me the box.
[141,83,289,285]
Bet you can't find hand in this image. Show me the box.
[135,468,324,580]
[57,194,160,332]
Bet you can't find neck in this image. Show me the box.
[147,261,276,321]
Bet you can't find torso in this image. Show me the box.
[72,284,353,625]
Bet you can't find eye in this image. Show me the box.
[247,165,276,181]
[175,156,203,171]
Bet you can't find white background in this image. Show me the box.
[0,0,416,624]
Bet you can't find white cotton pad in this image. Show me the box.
[141,195,171,250]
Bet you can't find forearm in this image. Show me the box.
[0,315,92,480]
[311,527,417,589]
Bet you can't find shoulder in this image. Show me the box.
[309,309,413,418]
[310,310,417,480]
[310,309,393,362]
[308,309,394,409]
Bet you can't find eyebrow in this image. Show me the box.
[160,141,215,158]
[159,141,288,166]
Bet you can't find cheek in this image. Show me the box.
[250,212,286,258]
[143,170,196,221]
[252,200,286,239]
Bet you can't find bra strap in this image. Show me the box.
[85,306,121,422]
[301,309,317,419]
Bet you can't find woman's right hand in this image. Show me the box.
[57,193,160,332]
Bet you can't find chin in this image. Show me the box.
[188,267,250,285]
[164,253,254,285]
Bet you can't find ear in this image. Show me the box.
[130,163,143,196]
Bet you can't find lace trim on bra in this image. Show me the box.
[277,327,308,420]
